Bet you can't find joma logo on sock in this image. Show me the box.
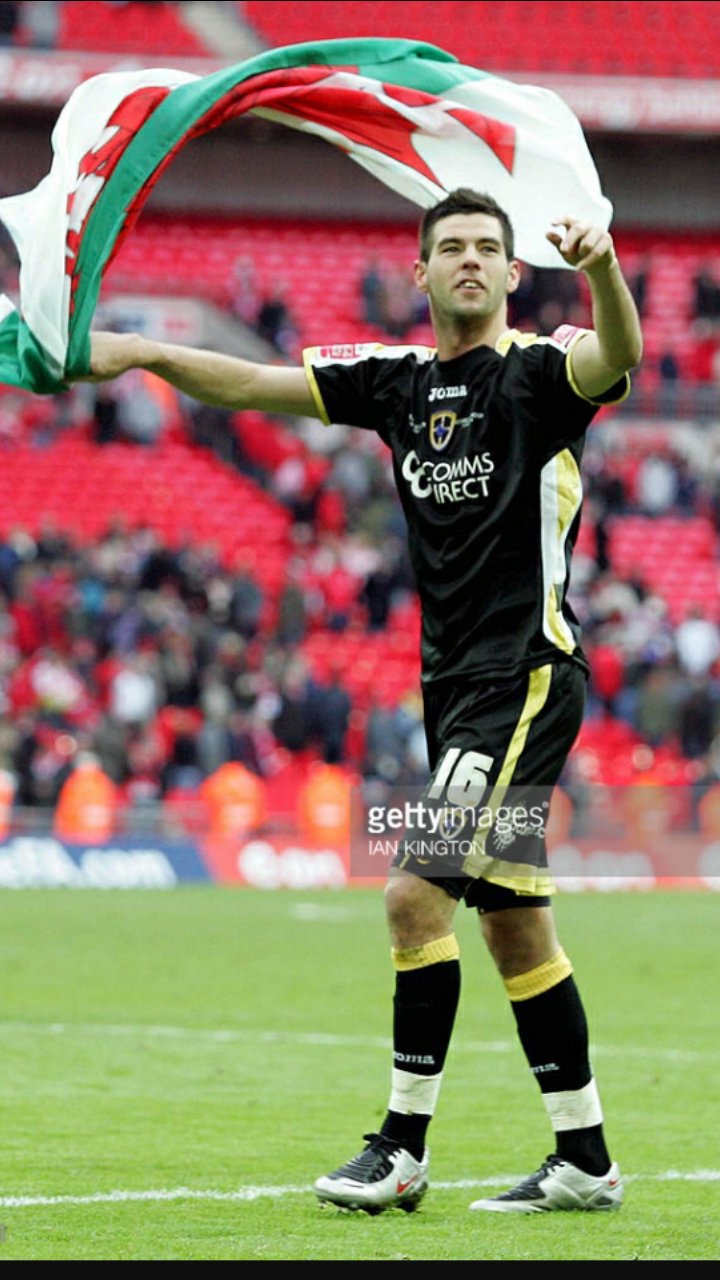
[393,1052,436,1065]
[531,1062,560,1075]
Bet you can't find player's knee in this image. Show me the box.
[480,905,559,978]
[384,871,455,947]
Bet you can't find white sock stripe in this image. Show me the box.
[542,1078,604,1131]
[389,1067,443,1116]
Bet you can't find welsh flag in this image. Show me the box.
[0,37,612,394]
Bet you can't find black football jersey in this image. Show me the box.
[303,327,629,686]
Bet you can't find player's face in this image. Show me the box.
[415,213,520,322]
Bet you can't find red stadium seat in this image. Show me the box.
[57,1,210,56]
[243,0,720,80]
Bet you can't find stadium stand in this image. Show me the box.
[243,0,720,79]
[103,214,720,387]
[54,1,210,57]
[0,0,719,838]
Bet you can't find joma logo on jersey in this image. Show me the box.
[430,412,457,451]
[428,385,467,402]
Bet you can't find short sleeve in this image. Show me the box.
[303,343,386,432]
[553,324,631,408]
[303,343,435,441]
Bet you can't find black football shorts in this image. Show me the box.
[391,661,587,910]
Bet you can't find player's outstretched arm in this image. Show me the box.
[82,330,318,418]
[546,217,643,400]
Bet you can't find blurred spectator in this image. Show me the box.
[689,323,720,383]
[509,262,539,329]
[21,0,59,49]
[314,485,347,537]
[378,268,417,339]
[160,727,203,794]
[227,254,261,328]
[359,258,385,327]
[109,651,160,727]
[115,370,164,445]
[229,559,264,641]
[197,703,267,778]
[674,456,700,515]
[53,751,119,844]
[0,397,21,447]
[272,657,313,754]
[588,642,625,717]
[0,530,28,600]
[360,544,404,631]
[158,628,200,707]
[635,453,678,516]
[297,761,352,850]
[364,689,427,786]
[313,667,351,765]
[312,544,359,632]
[632,665,684,746]
[272,451,317,525]
[364,696,407,784]
[692,260,720,323]
[658,350,680,382]
[329,445,372,509]
[532,267,584,333]
[0,762,16,839]
[200,760,266,839]
[627,255,650,318]
[274,568,307,647]
[92,385,121,444]
[657,350,681,416]
[678,679,720,760]
[674,605,720,679]
[585,456,627,517]
[255,284,300,359]
[35,518,73,566]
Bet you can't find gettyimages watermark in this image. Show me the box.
[351,784,552,880]
[348,781,720,886]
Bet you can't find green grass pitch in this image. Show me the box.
[0,885,717,1260]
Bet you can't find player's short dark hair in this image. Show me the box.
[419,189,515,263]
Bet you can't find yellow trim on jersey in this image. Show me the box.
[463,665,555,893]
[542,449,582,656]
[565,330,631,406]
[302,350,331,425]
[496,326,631,407]
[495,328,541,356]
[392,933,460,972]
[303,342,437,426]
[504,948,573,1002]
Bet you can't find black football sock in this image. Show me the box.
[505,951,611,1176]
[379,935,461,1162]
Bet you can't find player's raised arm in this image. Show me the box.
[546,217,643,400]
[82,330,318,418]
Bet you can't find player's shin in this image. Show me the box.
[380,934,461,1160]
[504,949,612,1175]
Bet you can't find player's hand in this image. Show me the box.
[72,330,144,382]
[546,217,617,276]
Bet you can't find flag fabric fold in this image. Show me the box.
[0,36,612,394]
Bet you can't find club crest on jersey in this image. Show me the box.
[438,805,470,839]
[429,411,457,452]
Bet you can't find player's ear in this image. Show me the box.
[506,259,521,296]
[414,258,429,293]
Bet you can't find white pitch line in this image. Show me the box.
[1,1171,719,1210]
[0,1021,714,1064]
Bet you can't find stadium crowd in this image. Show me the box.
[1,359,719,826]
